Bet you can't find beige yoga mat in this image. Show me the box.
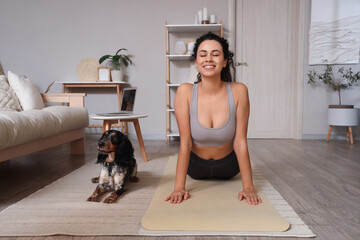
[141,155,290,232]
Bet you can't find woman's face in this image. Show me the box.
[195,40,227,79]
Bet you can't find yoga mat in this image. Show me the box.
[141,155,290,232]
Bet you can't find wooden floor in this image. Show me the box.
[0,135,359,240]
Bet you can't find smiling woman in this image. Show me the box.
[192,32,235,83]
[165,32,262,206]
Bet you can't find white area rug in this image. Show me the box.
[0,154,315,237]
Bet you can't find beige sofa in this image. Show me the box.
[0,93,89,162]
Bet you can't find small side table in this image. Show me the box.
[91,114,149,162]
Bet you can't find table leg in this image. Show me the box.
[133,119,148,162]
[349,127,354,144]
[62,85,66,106]
[116,85,122,111]
[326,126,333,142]
[103,120,118,133]
[116,85,128,134]
[123,123,128,135]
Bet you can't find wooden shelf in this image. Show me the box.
[167,55,191,60]
[167,83,180,87]
[166,24,222,33]
[167,132,180,137]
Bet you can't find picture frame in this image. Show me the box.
[98,67,111,82]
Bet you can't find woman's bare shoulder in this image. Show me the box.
[178,83,193,90]
[175,83,193,112]
[177,83,193,97]
[229,82,248,97]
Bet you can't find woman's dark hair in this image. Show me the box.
[191,32,235,83]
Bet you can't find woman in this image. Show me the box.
[165,32,261,205]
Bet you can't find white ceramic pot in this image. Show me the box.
[111,70,123,82]
[328,108,359,126]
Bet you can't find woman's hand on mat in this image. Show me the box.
[238,190,262,205]
[165,189,190,204]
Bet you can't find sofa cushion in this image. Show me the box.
[7,71,45,111]
[42,106,89,132]
[0,106,88,150]
[0,75,22,112]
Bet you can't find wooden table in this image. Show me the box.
[60,82,127,131]
[91,114,149,162]
[61,82,126,111]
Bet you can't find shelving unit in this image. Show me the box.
[165,20,223,143]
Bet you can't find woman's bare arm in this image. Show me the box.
[232,83,262,205]
[165,83,192,203]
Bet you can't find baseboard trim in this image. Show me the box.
[86,129,167,141]
[302,134,359,140]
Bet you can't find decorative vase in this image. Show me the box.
[111,70,123,82]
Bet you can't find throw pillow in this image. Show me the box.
[7,71,45,110]
[0,75,23,111]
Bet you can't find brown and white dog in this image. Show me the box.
[87,130,138,204]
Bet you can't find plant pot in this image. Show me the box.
[328,107,359,126]
[111,70,123,82]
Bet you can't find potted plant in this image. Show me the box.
[307,61,360,108]
[99,48,132,82]
[307,61,360,141]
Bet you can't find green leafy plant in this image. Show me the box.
[99,48,132,70]
[307,61,360,106]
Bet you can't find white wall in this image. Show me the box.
[1,0,359,140]
[0,0,229,139]
[302,0,360,139]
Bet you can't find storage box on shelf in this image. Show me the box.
[164,20,223,142]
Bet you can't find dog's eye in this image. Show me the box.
[111,137,119,144]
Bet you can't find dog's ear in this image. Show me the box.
[111,132,122,146]
[115,134,134,164]
[96,153,107,164]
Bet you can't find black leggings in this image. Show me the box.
[187,151,240,180]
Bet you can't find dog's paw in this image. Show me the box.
[91,177,99,183]
[103,195,117,204]
[87,195,100,202]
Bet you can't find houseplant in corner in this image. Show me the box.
[99,48,132,82]
[307,61,360,142]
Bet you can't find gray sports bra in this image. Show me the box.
[190,82,236,147]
